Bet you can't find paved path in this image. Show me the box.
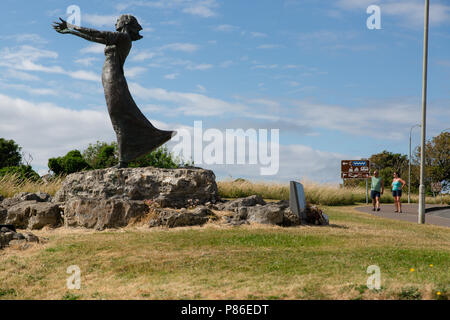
[355,203,450,228]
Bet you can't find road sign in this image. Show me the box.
[431,182,442,193]
[341,160,370,179]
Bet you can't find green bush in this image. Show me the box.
[82,141,118,169]
[48,150,91,175]
[0,165,40,182]
[129,146,188,169]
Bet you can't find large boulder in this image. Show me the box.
[5,201,63,229]
[64,198,148,230]
[54,167,219,208]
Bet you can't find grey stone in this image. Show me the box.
[54,167,219,209]
[5,201,62,229]
[247,204,285,225]
[0,207,6,224]
[1,192,52,209]
[12,232,25,240]
[282,209,301,227]
[306,205,329,226]
[217,195,266,212]
[149,207,214,228]
[23,232,39,243]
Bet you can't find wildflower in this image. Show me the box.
[429,264,433,268]
[410,268,415,272]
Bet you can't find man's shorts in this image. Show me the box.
[371,190,381,200]
[392,190,402,197]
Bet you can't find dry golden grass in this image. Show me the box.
[0,206,448,300]
[0,174,63,198]
[217,179,450,205]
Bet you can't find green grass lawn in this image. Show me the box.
[0,205,448,300]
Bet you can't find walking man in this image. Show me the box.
[370,170,384,211]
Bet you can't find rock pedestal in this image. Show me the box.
[54,167,219,230]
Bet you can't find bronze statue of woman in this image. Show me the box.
[52,15,176,168]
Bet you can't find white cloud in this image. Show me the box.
[0,93,114,171]
[196,84,206,92]
[256,44,282,49]
[131,51,158,62]
[250,32,268,38]
[186,63,213,71]
[159,43,199,53]
[80,44,105,55]
[0,33,48,45]
[3,69,40,81]
[83,14,118,27]
[220,60,233,68]
[70,70,101,82]
[164,73,179,80]
[128,82,248,116]
[117,0,219,18]
[213,24,239,32]
[336,0,450,27]
[74,57,99,67]
[124,66,147,78]
[0,82,57,96]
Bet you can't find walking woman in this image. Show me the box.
[392,172,406,213]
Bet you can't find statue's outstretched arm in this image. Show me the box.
[53,18,120,45]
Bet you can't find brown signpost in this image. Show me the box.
[341,160,371,204]
[341,160,370,179]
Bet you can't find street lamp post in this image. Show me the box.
[409,124,421,204]
[418,0,430,224]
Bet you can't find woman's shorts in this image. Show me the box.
[371,190,381,199]
[392,190,402,197]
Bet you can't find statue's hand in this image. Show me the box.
[52,18,71,34]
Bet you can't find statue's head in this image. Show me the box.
[116,14,143,41]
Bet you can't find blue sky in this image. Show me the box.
[0,0,449,183]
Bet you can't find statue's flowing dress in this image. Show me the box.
[101,32,174,163]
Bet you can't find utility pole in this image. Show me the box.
[409,124,420,204]
[418,0,430,224]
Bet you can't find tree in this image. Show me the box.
[413,132,450,192]
[129,146,184,169]
[369,150,408,188]
[0,165,40,182]
[48,150,91,175]
[0,138,22,168]
[82,141,118,169]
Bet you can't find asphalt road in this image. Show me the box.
[355,203,450,228]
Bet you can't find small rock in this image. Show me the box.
[8,239,30,250]
[149,207,215,228]
[23,232,39,243]
[12,232,25,240]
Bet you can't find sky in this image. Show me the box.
[0,0,449,184]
